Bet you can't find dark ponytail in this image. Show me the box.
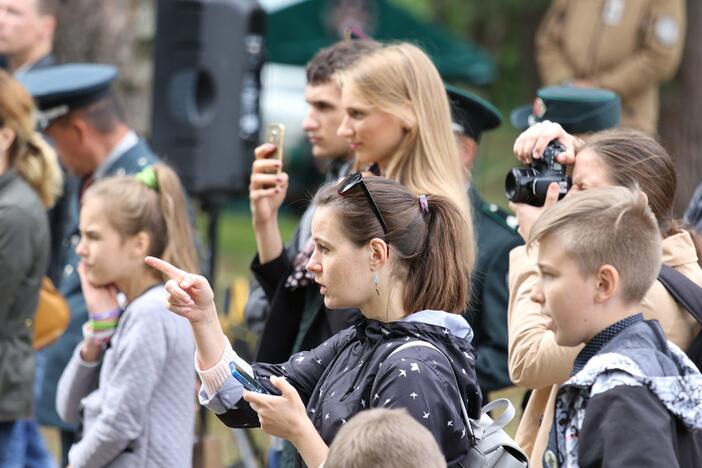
[314,177,472,314]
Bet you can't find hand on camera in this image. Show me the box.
[509,182,561,241]
[144,256,216,325]
[249,143,289,228]
[513,121,578,166]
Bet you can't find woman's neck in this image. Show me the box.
[361,281,407,323]
[118,269,162,303]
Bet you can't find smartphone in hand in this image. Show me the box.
[230,362,270,394]
[265,123,285,174]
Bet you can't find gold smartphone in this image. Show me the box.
[265,123,285,174]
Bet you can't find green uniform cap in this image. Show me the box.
[510,86,620,134]
[446,84,502,141]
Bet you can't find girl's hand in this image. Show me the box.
[144,256,216,325]
[244,376,311,442]
[77,261,118,313]
[513,120,578,166]
[249,143,289,228]
[508,183,561,241]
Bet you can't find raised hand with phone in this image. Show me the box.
[249,123,289,264]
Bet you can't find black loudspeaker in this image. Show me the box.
[150,0,265,197]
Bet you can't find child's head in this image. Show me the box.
[528,186,661,346]
[308,175,471,317]
[77,163,198,291]
[324,408,446,468]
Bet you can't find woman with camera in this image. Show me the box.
[0,70,63,465]
[507,121,702,467]
[147,175,481,467]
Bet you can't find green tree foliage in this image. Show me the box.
[390,0,551,109]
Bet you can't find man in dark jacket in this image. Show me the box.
[19,64,159,466]
[446,85,523,396]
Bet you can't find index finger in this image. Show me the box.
[145,256,186,281]
[243,389,278,406]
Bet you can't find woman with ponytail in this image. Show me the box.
[147,175,481,467]
[0,70,62,465]
[55,163,198,467]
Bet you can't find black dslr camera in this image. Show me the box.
[505,140,571,207]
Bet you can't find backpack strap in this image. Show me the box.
[658,265,702,325]
[371,340,476,444]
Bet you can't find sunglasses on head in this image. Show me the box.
[337,171,390,237]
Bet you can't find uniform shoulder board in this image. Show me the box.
[480,201,519,233]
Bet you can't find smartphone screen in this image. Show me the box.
[229,362,269,394]
[265,123,285,174]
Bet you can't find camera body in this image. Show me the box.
[505,140,571,207]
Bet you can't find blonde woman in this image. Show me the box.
[249,42,475,370]
[0,70,62,465]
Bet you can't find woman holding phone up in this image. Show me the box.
[248,42,473,367]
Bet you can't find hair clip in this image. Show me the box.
[418,194,429,215]
[134,166,159,191]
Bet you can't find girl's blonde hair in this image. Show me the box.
[0,70,62,207]
[338,42,474,271]
[84,163,199,276]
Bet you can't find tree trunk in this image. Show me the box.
[51,0,153,134]
[659,0,702,216]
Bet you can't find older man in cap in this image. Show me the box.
[19,64,158,464]
[445,84,523,398]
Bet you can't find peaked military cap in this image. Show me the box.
[510,86,620,134]
[446,84,502,141]
[19,64,118,129]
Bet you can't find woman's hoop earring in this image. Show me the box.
[372,273,380,296]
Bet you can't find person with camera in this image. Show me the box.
[506,120,702,467]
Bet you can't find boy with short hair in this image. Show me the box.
[323,408,446,468]
[528,186,702,468]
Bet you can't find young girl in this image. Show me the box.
[508,123,702,467]
[148,175,481,467]
[56,163,199,467]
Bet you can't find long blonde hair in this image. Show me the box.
[84,163,200,276]
[0,70,62,207]
[338,42,474,270]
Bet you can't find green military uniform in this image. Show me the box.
[468,187,522,393]
[536,0,685,134]
[446,85,523,395]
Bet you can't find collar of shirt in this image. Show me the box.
[93,130,139,180]
[572,313,644,376]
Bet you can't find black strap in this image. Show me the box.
[658,265,702,325]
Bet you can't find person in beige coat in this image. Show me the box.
[536,0,686,134]
[507,121,702,467]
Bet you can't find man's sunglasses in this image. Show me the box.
[337,171,390,237]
